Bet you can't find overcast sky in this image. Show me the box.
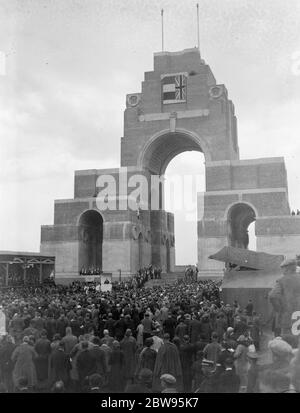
[0,0,299,264]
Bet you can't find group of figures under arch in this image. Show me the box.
[76,201,257,276]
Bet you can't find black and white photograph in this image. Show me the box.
[0,0,300,399]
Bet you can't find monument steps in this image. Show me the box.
[144,272,185,288]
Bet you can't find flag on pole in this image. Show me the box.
[161,9,164,51]
[161,73,187,104]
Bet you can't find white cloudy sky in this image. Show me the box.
[0,0,299,265]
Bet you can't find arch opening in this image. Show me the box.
[139,130,209,175]
[139,130,208,270]
[78,210,103,272]
[164,151,205,266]
[227,203,256,250]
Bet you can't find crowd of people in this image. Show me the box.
[291,210,300,216]
[1,272,38,287]
[137,265,162,282]
[184,265,198,282]
[79,267,102,276]
[0,276,299,394]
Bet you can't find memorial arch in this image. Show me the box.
[41,47,300,283]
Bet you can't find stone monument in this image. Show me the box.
[40,47,300,284]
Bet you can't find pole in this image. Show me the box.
[39,262,43,284]
[197,3,200,52]
[24,264,26,285]
[161,9,164,52]
[5,263,8,286]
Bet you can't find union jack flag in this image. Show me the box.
[162,73,187,104]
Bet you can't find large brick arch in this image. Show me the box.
[137,128,211,175]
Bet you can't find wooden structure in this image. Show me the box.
[209,246,284,323]
[0,251,55,287]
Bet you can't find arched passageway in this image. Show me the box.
[227,203,256,249]
[78,210,103,270]
[139,130,208,268]
[138,129,210,175]
[164,151,205,265]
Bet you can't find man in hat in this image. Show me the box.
[49,341,72,389]
[152,333,183,392]
[217,341,235,371]
[34,329,51,386]
[163,314,176,340]
[120,329,137,386]
[203,332,222,365]
[269,258,300,335]
[179,335,195,392]
[137,337,157,374]
[190,314,202,344]
[160,373,178,393]
[89,337,107,378]
[142,313,153,343]
[61,326,78,356]
[114,314,126,341]
[195,359,219,393]
[11,336,37,390]
[218,357,240,393]
[76,341,96,388]
[246,351,259,393]
[100,329,114,348]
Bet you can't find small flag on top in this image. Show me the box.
[161,73,187,104]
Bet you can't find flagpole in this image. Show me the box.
[196,3,200,53]
[161,9,164,52]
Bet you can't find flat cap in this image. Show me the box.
[160,374,176,384]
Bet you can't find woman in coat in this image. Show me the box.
[11,336,37,389]
[49,342,72,388]
[136,322,144,349]
[120,329,137,386]
[34,330,51,385]
[108,340,125,392]
[233,335,249,391]
[0,335,15,392]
